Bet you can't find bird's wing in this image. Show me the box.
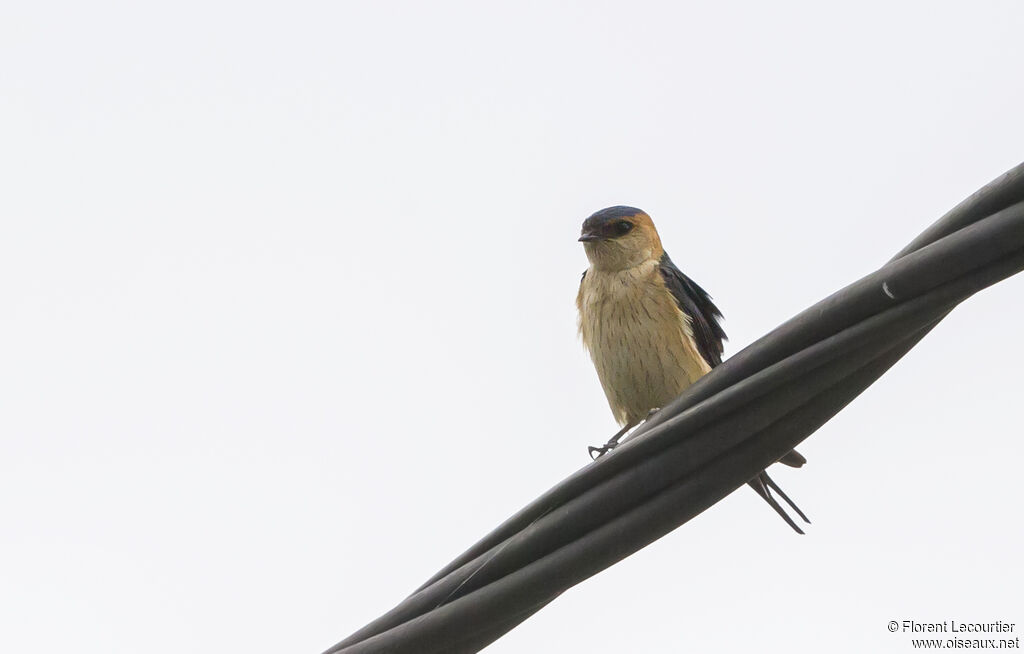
[577,270,589,309]
[658,252,727,367]
[660,254,807,530]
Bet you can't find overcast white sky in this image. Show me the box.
[2,2,1023,653]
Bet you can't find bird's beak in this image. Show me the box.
[578,231,602,242]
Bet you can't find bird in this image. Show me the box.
[576,205,810,534]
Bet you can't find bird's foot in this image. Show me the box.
[588,421,634,460]
[588,425,630,460]
[588,442,619,460]
[587,411,660,460]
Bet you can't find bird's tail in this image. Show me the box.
[778,450,807,468]
[747,469,810,535]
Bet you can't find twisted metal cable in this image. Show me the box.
[326,162,1024,654]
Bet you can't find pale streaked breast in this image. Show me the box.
[578,259,711,427]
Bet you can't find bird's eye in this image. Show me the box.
[615,221,633,234]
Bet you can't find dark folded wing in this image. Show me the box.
[658,252,727,367]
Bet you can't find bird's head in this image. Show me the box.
[578,206,663,271]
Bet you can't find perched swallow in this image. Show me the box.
[576,206,810,534]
